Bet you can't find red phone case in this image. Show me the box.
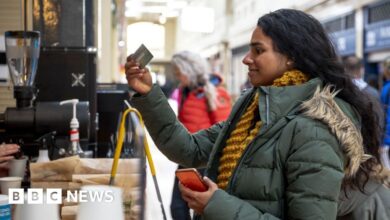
[175,168,208,192]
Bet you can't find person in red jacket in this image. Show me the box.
[169,51,231,220]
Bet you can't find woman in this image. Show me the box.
[170,51,231,134]
[126,9,388,220]
[169,51,231,220]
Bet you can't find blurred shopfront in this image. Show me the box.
[324,12,356,58]
[364,0,390,89]
[321,0,390,89]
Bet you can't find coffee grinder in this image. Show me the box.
[5,31,40,109]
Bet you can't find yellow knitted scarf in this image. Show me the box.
[217,70,309,189]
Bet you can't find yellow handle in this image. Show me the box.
[110,107,156,184]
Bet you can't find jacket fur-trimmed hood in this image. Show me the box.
[300,85,371,178]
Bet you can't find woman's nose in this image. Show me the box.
[242,54,253,65]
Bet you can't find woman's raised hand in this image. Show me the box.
[125,55,153,95]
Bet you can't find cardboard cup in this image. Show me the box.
[9,157,27,178]
[14,192,60,220]
[77,185,124,220]
[0,177,22,195]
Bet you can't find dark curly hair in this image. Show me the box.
[257,9,383,191]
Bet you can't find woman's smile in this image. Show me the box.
[248,69,259,77]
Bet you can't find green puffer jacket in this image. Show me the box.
[337,179,390,220]
[131,78,369,220]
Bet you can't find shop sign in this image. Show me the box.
[365,20,390,52]
[329,29,356,56]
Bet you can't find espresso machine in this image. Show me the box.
[0,31,91,159]
[0,0,98,159]
[0,2,147,219]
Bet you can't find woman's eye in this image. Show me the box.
[253,47,263,54]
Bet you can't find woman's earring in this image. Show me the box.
[287,61,292,66]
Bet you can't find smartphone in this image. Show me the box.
[175,168,208,192]
[132,44,154,68]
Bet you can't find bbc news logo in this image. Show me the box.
[8,188,115,204]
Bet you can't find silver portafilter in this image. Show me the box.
[5,31,40,108]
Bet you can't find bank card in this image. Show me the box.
[133,44,154,68]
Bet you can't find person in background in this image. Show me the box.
[343,56,380,100]
[169,51,231,220]
[343,56,387,170]
[126,9,388,220]
[366,73,380,91]
[0,143,20,177]
[380,57,390,169]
